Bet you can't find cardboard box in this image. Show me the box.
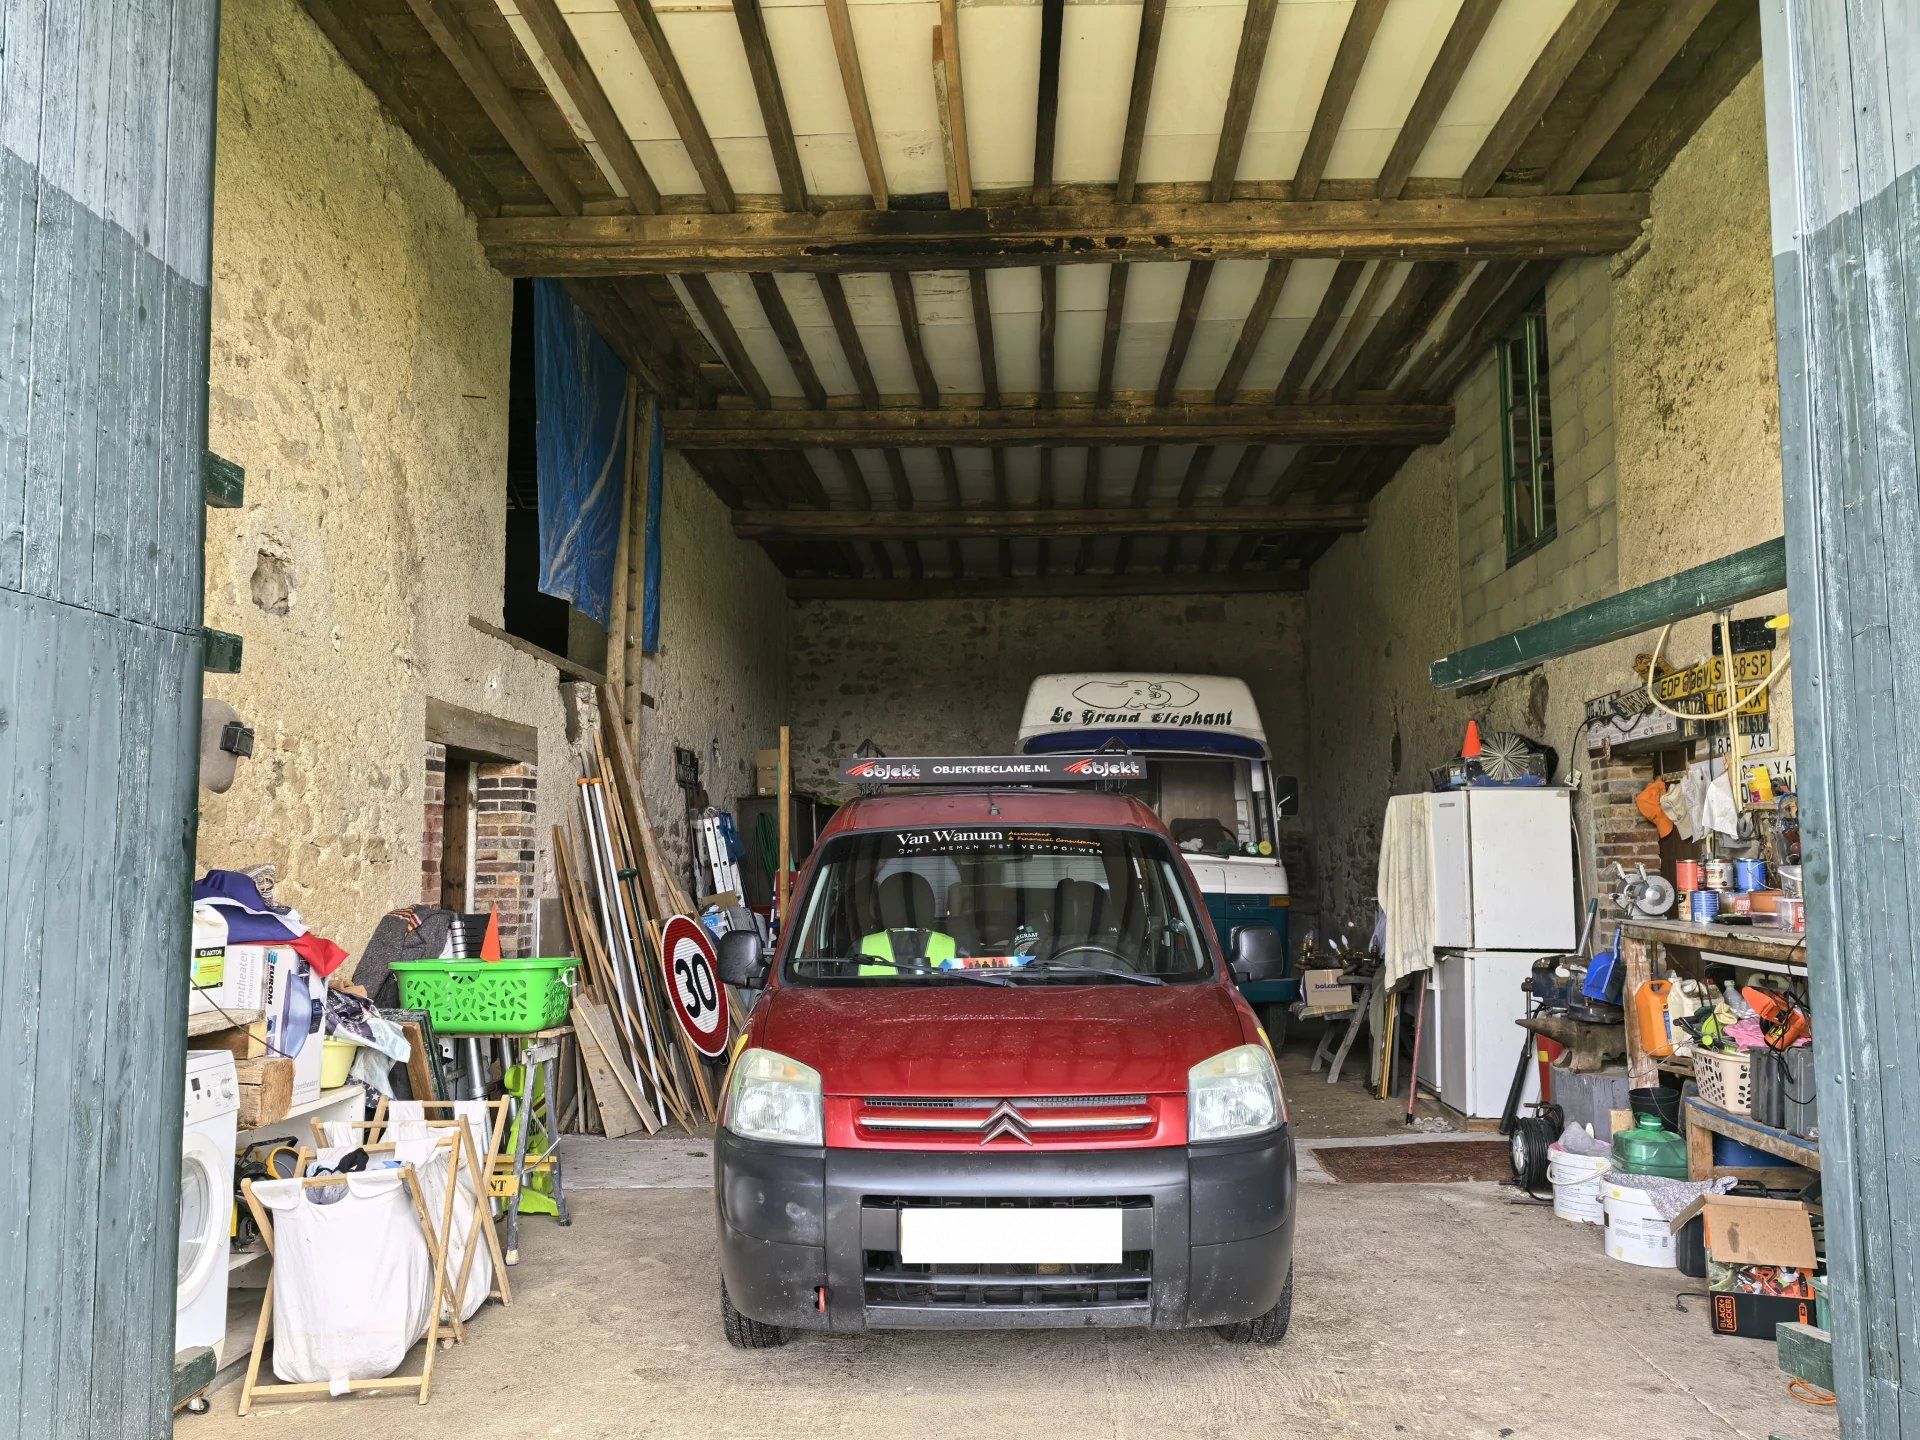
[1672,1194,1819,1340]
[1301,968,1354,1008]
[187,933,267,1021]
[755,747,782,797]
[249,944,325,1109]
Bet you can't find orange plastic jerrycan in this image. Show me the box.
[1634,979,1675,1057]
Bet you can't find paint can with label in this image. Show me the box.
[1703,858,1733,892]
[1733,858,1768,891]
[1675,860,1704,892]
[1726,891,1753,919]
[1690,890,1721,925]
[1776,897,1805,932]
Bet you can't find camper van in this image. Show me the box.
[1017,673,1294,1000]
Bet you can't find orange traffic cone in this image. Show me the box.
[479,907,503,961]
[1461,720,1483,759]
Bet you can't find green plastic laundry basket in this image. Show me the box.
[388,956,578,1034]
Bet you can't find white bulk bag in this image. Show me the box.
[254,1167,433,1393]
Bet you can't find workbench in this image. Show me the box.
[1684,1095,1819,1183]
[1617,917,1808,1087]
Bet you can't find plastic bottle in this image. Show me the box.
[1634,979,1675,1057]
[1612,1112,1690,1180]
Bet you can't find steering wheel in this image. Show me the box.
[1041,941,1135,969]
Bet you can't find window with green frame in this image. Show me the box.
[1498,292,1555,563]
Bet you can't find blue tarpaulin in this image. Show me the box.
[642,393,663,653]
[534,279,629,627]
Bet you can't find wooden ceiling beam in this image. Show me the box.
[817,275,878,405]
[477,193,1648,274]
[515,0,660,214]
[1308,260,1398,400]
[1274,259,1365,400]
[823,0,888,208]
[1213,258,1292,403]
[748,273,827,408]
[1211,0,1280,202]
[1116,0,1170,206]
[610,0,735,213]
[1326,261,1455,402]
[1294,0,1389,200]
[790,570,1307,601]
[889,274,942,406]
[736,503,1369,542]
[1033,0,1066,205]
[1376,0,1501,200]
[733,0,808,213]
[667,400,1451,449]
[1391,261,1523,398]
[1096,267,1129,406]
[932,3,973,209]
[1422,260,1560,398]
[680,274,771,408]
[1542,0,1720,194]
[1623,7,1763,191]
[1156,262,1214,406]
[1462,0,1623,197]
[968,272,1001,407]
[402,0,582,214]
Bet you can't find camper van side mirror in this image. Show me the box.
[718,930,769,989]
[1228,924,1288,985]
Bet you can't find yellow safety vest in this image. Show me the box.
[858,928,957,975]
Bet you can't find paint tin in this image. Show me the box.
[1727,891,1753,918]
[1734,858,1768,891]
[1776,897,1805,932]
[1690,890,1722,924]
[1703,858,1733,892]
[1675,860,1704,892]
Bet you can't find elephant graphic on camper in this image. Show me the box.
[1071,679,1201,712]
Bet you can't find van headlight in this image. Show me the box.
[1188,1044,1284,1142]
[724,1048,824,1146]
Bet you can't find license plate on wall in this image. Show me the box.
[897,1207,1123,1265]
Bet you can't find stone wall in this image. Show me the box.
[1307,69,1789,930]
[787,591,1317,906]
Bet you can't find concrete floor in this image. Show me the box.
[182,1038,1836,1440]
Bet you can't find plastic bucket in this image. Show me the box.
[1547,1146,1610,1225]
[1603,1182,1677,1268]
[320,1038,356,1090]
[1629,1083,1682,1130]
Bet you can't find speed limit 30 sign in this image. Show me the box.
[659,914,730,1056]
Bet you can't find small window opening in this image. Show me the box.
[1499,292,1555,564]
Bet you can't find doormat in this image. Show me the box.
[1312,1140,1511,1184]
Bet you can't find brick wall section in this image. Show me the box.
[1585,750,1663,925]
[472,761,537,957]
[421,742,446,905]
[1457,258,1620,645]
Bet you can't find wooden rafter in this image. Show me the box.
[1212,0,1280,201]
[749,274,827,408]
[737,503,1369,542]
[1308,261,1397,400]
[1462,0,1623,197]
[1293,0,1389,200]
[1623,7,1762,191]
[1213,259,1292,403]
[1542,0,1720,194]
[968,272,1001,407]
[1274,260,1364,400]
[476,194,1648,275]
[610,0,735,212]
[402,0,581,214]
[817,276,877,405]
[1376,0,1502,200]
[1096,268,1129,406]
[933,0,973,209]
[1157,262,1214,406]
[1117,0,1170,206]
[823,0,887,208]
[1422,260,1560,398]
[680,275,770,408]
[665,400,1451,449]
[733,0,808,213]
[1033,0,1065,204]
[1391,262,1513,397]
[1326,261,1457,402]
[515,0,660,214]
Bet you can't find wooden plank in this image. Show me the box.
[425,696,539,762]
[610,0,735,212]
[1420,260,1560,398]
[749,273,827,408]
[934,0,972,208]
[1038,269,1059,405]
[480,194,1650,276]
[1308,260,1397,400]
[1326,261,1452,401]
[1156,262,1213,406]
[1212,0,1280,202]
[1213,259,1291,403]
[1684,1097,1821,1173]
[1376,0,1501,200]
[467,616,608,686]
[890,273,941,405]
[1032,0,1065,204]
[402,0,581,214]
[1462,0,1623,197]
[789,570,1307,600]
[1116,0,1170,204]
[1274,260,1364,400]
[822,0,888,208]
[680,274,770,408]
[1621,917,1810,967]
[570,1001,643,1138]
[1430,537,1789,688]
[732,0,808,212]
[234,1058,294,1130]
[668,400,1452,448]
[968,271,1000,406]
[1542,0,1719,194]
[1096,267,1129,405]
[1393,260,1531,398]
[1293,0,1389,200]
[818,275,879,405]
[514,0,660,214]
[735,503,1368,541]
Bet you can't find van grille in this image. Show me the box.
[860,1196,1153,1310]
[858,1095,1153,1141]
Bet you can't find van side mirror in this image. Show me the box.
[1228,924,1288,985]
[718,930,769,989]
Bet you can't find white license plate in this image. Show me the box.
[897,1207,1123,1265]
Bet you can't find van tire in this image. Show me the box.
[722,1282,791,1349]
[1215,1264,1293,1344]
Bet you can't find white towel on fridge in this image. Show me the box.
[1377,794,1436,990]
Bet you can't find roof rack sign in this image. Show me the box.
[842,754,1145,786]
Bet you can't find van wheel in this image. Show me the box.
[1215,1264,1293,1344]
[722,1281,791,1349]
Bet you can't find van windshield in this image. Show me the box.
[783,826,1214,985]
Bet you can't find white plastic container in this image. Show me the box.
[1602,1181,1677,1268]
[1547,1145,1610,1226]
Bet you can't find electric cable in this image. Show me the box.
[1643,620,1792,721]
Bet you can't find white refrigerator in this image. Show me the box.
[1413,789,1576,1119]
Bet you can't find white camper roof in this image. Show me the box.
[1017,673,1268,757]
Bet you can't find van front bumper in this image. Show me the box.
[714,1128,1295,1332]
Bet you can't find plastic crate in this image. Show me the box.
[388,956,577,1034]
[1693,1047,1755,1117]
[1751,1044,1818,1138]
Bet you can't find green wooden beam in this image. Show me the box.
[203,450,244,508]
[1429,537,1787,690]
[203,629,244,674]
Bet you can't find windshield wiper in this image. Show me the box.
[788,956,1016,986]
[1011,962,1166,986]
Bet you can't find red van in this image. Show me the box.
[712,761,1296,1347]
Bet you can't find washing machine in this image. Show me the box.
[177,1050,239,1360]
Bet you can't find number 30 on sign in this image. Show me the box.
[659,914,730,1056]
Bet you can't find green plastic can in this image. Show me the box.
[1612,1112,1690,1180]
[389,956,578,1034]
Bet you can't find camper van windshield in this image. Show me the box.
[1114,757,1259,857]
